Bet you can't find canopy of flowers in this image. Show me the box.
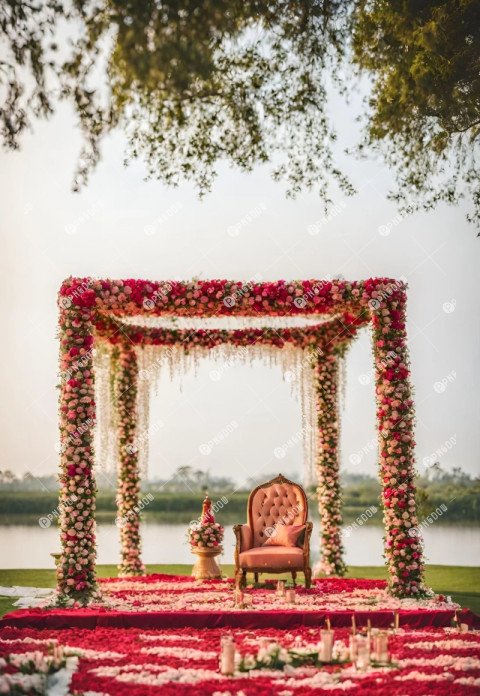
[56,276,423,604]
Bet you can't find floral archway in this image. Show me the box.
[57,277,424,604]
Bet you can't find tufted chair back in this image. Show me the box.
[247,474,308,548]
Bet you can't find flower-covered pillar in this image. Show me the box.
[114,346,145,576]
[57,297,98,605]
[313,349,346,576]
[369,282,425,597]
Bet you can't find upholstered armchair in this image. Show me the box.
[234,474,312,588]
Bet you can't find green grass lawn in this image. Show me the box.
[0,565,479,618]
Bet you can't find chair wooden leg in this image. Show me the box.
[304,566,312,589]
[235,568,247,589]
[291,570,297,586]
[235,568,241,588]
[254,572,259,584]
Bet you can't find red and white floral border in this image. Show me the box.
[57,277,424,603]
[2,623,479,696]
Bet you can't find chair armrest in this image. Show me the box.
[233,524,252,571]
[233,524,252,552]
[303,521,313,563]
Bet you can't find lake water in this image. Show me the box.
[0,521,478,568]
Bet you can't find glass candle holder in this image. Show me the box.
[355,636,370,671]
[373,632,389,663]
[220,635,236,675]
[319,629,334,662]
[277,580,286,597]
[349,634,357,661]
[285,588,296,604]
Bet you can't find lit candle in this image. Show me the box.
[277,579,286,597]
[349,634,357,661]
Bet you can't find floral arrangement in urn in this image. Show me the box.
[188,493,224,549]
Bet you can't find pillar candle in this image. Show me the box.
[394,611,400,630]
[320,629,334,662]
[220,636,236,675]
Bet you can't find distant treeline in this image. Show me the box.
[1,471,478,523]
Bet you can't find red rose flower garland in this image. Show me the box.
[57,302,98,605]
[313,351,346,577]
[56,277,424,602]
[369,283,425,597]
[114,348,145,576]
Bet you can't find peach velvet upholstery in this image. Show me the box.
[263,524,305,547]
[239,546,304,569]
[249,480,307,547]
[234,474,312,588]
[237,524,253,551]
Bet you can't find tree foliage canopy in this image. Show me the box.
[352,0,480,225]
[1,0,478,226]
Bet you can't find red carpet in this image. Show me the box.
[3,605,478,630]
[2,575,479,631]
[2,624,480,695]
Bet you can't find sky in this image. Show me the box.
[0,85,479,491]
